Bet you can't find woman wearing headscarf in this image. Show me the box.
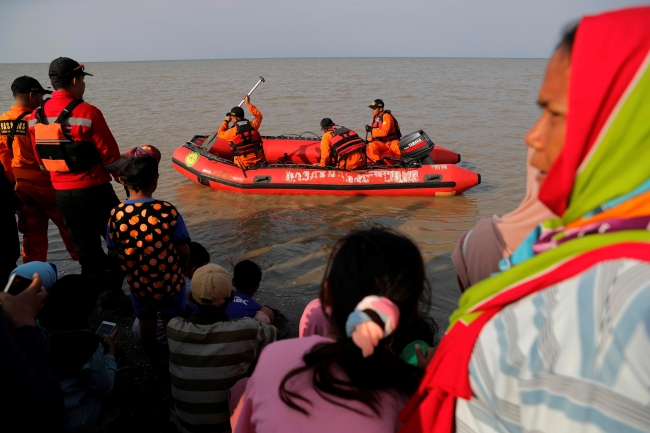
[400,7,650,433]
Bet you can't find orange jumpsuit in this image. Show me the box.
[0,105,78,262]
[367,111,401,162]
[319,130,366,169]
[217,103,265,168]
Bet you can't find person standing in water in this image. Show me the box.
[218,95,266,168]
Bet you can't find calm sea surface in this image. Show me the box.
[0,58,546,327]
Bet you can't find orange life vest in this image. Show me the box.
[370,110,402,141]
[33,99,101,173]
[0,111,30,156]
[329,126,366,166]
[230,119,264,157]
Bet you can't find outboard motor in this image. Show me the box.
[398,130,435,164]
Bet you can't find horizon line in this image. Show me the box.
[0,55,549,65]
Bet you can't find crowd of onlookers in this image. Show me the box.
[2,6,650,433]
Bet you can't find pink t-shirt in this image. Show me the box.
[233,336,409,433]
[298,299,330,338]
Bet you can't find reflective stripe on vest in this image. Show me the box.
[230,119,263,156]
[370,110,402,141]
[329,127,366,164]
[33,99,102,173]
[28,117,93,128]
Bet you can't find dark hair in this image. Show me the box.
[233,260,262,295]
[50,73,81,90]
[188,242,210,268]
[280,228,434,416]
[556,22,578,57]
[39,275,98,331]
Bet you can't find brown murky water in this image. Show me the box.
[0,58,546,327]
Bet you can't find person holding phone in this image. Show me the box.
[37,275,118,432]
[0,273,66,431]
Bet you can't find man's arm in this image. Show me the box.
[90,109,121,171]
[217,122,237,141]
[319,132,332,166]
[248,103,263,130]
[0,138,15,183]
[28,115,45,171]
[372,112,394,140]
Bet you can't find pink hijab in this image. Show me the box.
[452,147,557,290]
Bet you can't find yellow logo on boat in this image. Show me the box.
[185,151,200,168]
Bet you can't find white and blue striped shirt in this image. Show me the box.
[456,259,650,433]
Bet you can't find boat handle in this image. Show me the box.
[424,174,442,182]
[253,176,272,184]
[197,175,211,186]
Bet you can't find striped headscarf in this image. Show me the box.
[399,7,650,433]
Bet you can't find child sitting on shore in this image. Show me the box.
[232,228,436,432]
[226,259,274,324]
[107,145,190,378]
[168,264,277,433]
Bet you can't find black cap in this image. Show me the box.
[229,106,245,118]
[320,118,335,128]
[11,76,52,94]
[48,57,93,80]
[368,99,384,109]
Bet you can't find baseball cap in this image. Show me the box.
[229,107,245,118]
[368,99,384,109]
[117,145,161,189]
[11,76,52,94]
[48,57,94,80]
[191,264,233,306]
[320,118,335,129]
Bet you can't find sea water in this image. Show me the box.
[0,57,546,327]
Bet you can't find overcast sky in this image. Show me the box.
[0,0,644,63]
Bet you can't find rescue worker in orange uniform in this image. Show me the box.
[217,95,265,169]
[318,118,366,169]
[365,99,403,164]
[29,58,121,282]
[0,76,78,263]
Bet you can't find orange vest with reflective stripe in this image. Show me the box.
[33,99,101,173]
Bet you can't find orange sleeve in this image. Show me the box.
[248,103,263,130]
[371,112,394,139]
[0,143,16,183]
[0,139,14,183]
[217,122,237,141]
[319,132,333,166]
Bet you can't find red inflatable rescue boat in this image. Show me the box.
[172,133,480,196]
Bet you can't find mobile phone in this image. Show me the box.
[96,321,117,337]
[3,274,33,296]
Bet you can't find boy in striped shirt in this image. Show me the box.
[167,264,277,433]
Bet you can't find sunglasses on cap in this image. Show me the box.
[60,63,90,79]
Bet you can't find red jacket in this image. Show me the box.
[28,90,121,190]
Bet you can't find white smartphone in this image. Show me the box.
[95,321,117,337]
[3,274,33,296]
